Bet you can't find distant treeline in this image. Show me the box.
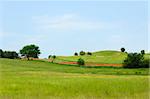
[0,49,18,59]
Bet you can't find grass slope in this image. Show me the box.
[56,50,126,64]
[56,50,150,64]
[0,58,149,99]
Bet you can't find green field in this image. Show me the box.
[56,50,150,64]
[0,58,149,99]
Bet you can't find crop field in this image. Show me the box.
[0,58,150,99]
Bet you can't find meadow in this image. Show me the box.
[56,51,150,65]
[0,58,149,99]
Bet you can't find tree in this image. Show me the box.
[121,48,125,52]
[20,44,41,60]
[80,51,85,56]
[74,52,78,56]
[48,55,52,59]
[87,52,92,55]
[52,55,56,63]
[77,58,85,66]
[0,49,3,58]
[123,53,147,68]
[141,50,145,55]
[11,51,19,59]
[2,51,18,59]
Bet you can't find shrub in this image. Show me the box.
[141,50,145,55]
[74,52,78,56]
[141,59,149,68]
[0,50,18,59]
[52,55,56,59]
[0,49,3,58]
[77,58,85,65]
[48,55,51,59]
[121,48,125,52]
[80,51,85,56]
[51,55,56,63]
[123,53,149,68]
[87,52,92,55]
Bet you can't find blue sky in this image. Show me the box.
[0,0,148,58]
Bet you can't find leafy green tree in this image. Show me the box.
[20,44,41,60]
[123,53,146,68]
[52,55,56,63]
[48,55,52,59]
[11,51,19,59]
[142,59,149,68]
[77,58,85,66]
[0,49,3,58]
[87,52,92,55]
[141,50,145,55]
[2,51,18,59]
[80,51,85,56]
[74,52,78,56]
[121,48,125,52]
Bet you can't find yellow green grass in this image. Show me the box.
[0,58,150,99]
[56,50,150,64]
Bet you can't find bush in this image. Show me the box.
[52,55,56,59]
[0,49,3,58]
[77,58,85,65]
[123,53,149,68]
[121,48,125,52]
[0,49,18,59]
[48,55,51,59]
[142,59,149,68]
[80,51,85,56]
[141,50,145,55]
[74,52,78,56]
[51,55,56,63]
[87,52,92,55]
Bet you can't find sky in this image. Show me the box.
[0,0,149,58]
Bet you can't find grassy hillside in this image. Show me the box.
[56,50,150,64]
[0,58,149,99]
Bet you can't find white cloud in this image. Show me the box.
[32,14,117,32]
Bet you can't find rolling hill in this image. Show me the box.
[56,50,127,64]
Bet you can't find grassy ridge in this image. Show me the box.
[0,58,150,99]
[57,50,150,64]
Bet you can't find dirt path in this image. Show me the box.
[37,59,122,67]
[59,62,122,67]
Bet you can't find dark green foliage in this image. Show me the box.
[53,55,56,59]
[141,59,149,68]
[141,50,145,55]
[51,55,56,63]
[20,44,41,60]
[80,51,85,56]
[0,49,3,58]
[121,48,125,52]
[48,55,51,59]
[123,53,149,68]
[74,52,78,56]
[87,52,92,55]
[0,50,18,59]
[52,55,56,63]
[77,58,85,65]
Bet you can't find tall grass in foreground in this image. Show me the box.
[0,58,150,99]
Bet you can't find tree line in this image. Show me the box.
[0,44,40,60]
[0,49,18,59]
[0,45,149,68]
